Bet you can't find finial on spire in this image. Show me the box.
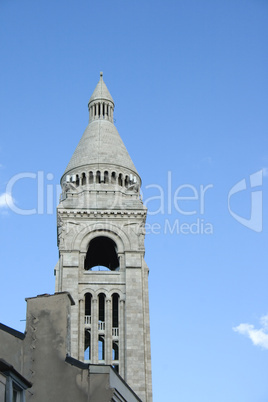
[100,71,103,78]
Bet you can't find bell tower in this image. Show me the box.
[55,73,152,401]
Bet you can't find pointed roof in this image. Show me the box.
[63,120,138,176]
[88,72,114,105]
[62,74,139,178]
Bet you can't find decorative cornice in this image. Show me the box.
[58,209,147,219]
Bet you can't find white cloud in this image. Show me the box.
[233,314,268,350]
[0,192,14,209]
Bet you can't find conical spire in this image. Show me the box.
[62,73,139,180]
[88,72,115,123]
[88,72,114,104]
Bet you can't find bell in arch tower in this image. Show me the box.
[55,72,152,401]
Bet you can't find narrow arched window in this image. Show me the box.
[112,293,119,331]
[85,293,92,325]
[89,171,93,184]
[104,171,109,184]
[98,293,105,330]
[81,172,86,185]
[118,173,123,186]
[96,171,101,184]
[76,174,80,187]
[125,175,129,187]
[111,172,116,184]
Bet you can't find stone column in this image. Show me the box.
[91,298,98,364]
[120,299,125,379]
[78,298,84,361]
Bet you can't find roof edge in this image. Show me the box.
[0,323,25,340]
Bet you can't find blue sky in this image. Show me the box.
[0,0,268,401]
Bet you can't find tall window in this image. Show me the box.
[118,173,123,186]
[81,172,86,185]
[96,171,101,183]
[124,175,129,187]
[98,293,105,330]
[111,172,116,183]
[104,171,109,183]
[112,293,119,330]
[89,171,93,184]
[85,293,92,325]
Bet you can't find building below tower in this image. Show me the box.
[0,293,142,401]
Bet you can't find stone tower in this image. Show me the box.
[55,73,152,401]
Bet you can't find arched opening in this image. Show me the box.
[124,175,129,188]
[111,172,116,184]
[89,171,93,184]
[118,173,123,186]
[112,293,119,333]
[76,174,80,187]
[81,172,86,185]
[84,236,120,271]
[104,171,109,184]
[96,171,101,184]
[98,293,105,330]
[85,293,92,325]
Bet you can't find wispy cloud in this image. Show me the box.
[233,314,268,349]
[0,192,14,210]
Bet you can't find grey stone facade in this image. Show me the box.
[0,293,141,401]
[56,73,152,401]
